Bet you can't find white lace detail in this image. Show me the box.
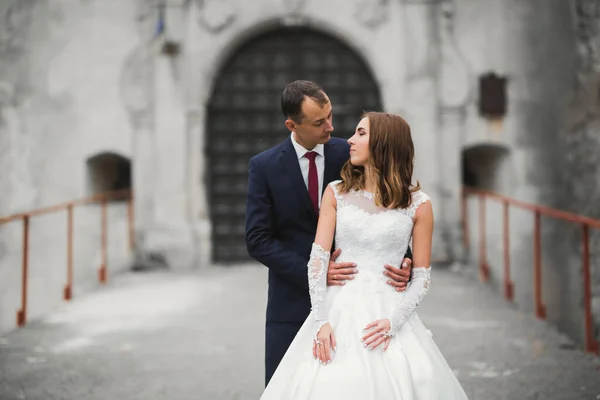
[408,191,431,220]
[307,242,330,339]
[355,190,375,200]
[329,180,344,207]
[330,180,430,218]
[389,267,431,334]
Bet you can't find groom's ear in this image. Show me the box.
[285,118,298,133]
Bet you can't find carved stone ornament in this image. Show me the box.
[0,80,15,108]
[401,0,438,4]
[0,2,29,51]
[196,0,236,34]
[355,0,390,29]
[120,47,153,117]
[282,0,307,15]
[575,0,600,71]
[438,0,471,109]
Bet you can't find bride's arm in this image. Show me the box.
[388,197,434,334]
[308,185,337,338]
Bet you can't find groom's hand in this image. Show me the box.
[384,258,412,292]
[327,248,357,286]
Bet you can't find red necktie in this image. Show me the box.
[304,151,319,214]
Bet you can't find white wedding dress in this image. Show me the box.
[260,180,469,400]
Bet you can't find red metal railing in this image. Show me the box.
[462,186,599,354]
[0,189,134,327]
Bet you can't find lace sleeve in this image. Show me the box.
[308,243,330,339]
[388,191,432,334]
[328,180,343,205]
[409,191,431,220]
[388,267,431,334]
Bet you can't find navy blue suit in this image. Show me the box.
[245,135,410,385]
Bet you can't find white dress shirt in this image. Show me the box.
[290,132,325,207]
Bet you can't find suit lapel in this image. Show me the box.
[280,137,316,217]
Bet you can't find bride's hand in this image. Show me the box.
[313,323,336,365]
[361,319,392,351]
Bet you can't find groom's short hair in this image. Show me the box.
[281,80,329,123]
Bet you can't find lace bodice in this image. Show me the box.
[330,180,429,273]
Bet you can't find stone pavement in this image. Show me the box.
[0,264,599,400]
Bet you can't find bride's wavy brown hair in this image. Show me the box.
[339,112,420,209]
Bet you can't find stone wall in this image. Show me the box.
[1,0,597,348]
[555,0,600,346]
[462,0,600,348]
[0,0,137,334]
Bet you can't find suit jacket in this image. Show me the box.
[245,136,350,323]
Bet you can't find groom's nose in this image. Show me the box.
[324,120,334,133]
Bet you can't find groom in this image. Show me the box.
[245,80,413,386]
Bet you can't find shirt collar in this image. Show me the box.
[290,132,325,160]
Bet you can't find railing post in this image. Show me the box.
[533,211,546,319]
[17,215,30,327]
[98,198,108,283]
[64,205,74,300]
[582,224,599,354]
[503,201,514,301]
[479,194,490,282]
[127,193,134,251]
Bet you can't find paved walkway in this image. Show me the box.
[0,264,599,400]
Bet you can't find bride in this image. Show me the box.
[260,112,469,399]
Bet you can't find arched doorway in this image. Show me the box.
[207,27,382,263]
[86,151,132,201]
[462,143,511,191]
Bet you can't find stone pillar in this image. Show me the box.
[186,108,211,268]
[126,0,207,269]
[144,42,199,269]
[123,0,163,268]
[564,0,600,348]
[0,82,15,217]
[438,112,467,262]
[402,1,447,262]
[437,0,471,263]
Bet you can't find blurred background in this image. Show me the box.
[0,0,599,398]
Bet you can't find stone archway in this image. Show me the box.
[86,151,132,200]
[206,26,382,263]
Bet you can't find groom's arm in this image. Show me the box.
[245,157,309,292]
[383,245,413,292]
[405,245,414,281]
[404,246,413,261]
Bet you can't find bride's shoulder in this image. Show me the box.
[410,189,431,208]
[406,190,431,219]
[327,180,343,193]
